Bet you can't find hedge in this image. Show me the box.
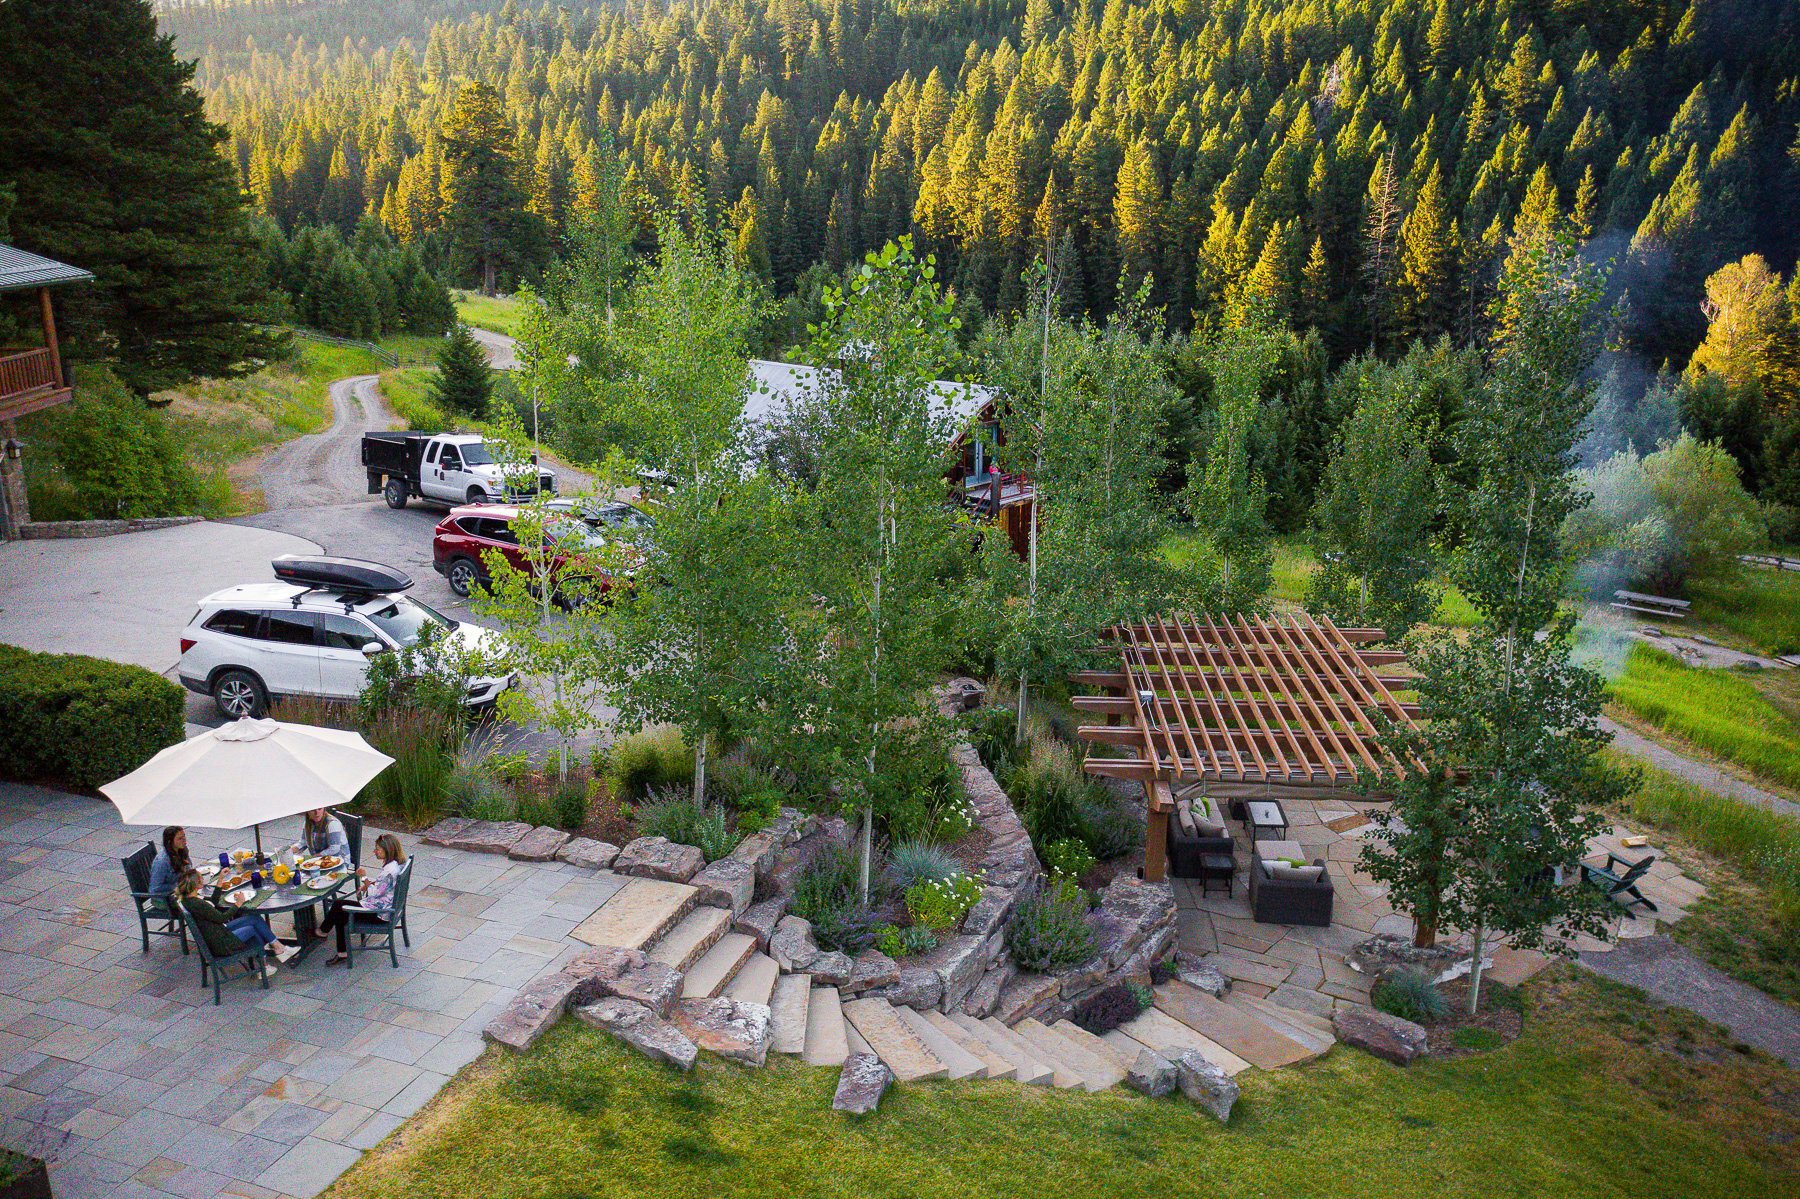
[0,645,185,789]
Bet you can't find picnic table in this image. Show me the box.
[1611,590,1690,619]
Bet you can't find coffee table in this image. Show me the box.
[1197,853,1235,896]
[1244,799,1289,840]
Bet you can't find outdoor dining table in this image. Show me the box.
[216,868,356,964]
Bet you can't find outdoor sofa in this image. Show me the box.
[1249,840,1334,926]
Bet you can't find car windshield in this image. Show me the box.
[596,503,654,529]
[362,596,455,645]
[455,442,493,466]
[546,520,611,551]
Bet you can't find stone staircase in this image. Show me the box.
[494,875,1340,1102]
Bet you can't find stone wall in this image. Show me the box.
[20,515,203,539]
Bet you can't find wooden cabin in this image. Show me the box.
[0,245,94,538]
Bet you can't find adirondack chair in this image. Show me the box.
[1582,852,1660,916]
[120,843,188,956]
[344,860,414,968]
[178,904,270,1005]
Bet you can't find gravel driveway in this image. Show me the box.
[256,375,388,512]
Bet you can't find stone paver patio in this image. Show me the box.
[0,783,624,1199]
[1170,787,1706,1011]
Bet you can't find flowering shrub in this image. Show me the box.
[1005,876,1097,972]
[905,872,985,932]
[1039,837,1097,881]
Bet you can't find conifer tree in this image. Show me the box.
[0,0,284,395]
[441,81,536,295]
[1395,166,1460,342]
[432,323,493,418]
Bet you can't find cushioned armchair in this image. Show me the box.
[1167,795,1236,879]
[1249,845,1334,926]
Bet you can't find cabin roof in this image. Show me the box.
[0,244,94,293]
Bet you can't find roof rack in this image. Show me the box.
[272,556,413,611]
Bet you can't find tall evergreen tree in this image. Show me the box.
[432,323,493,418]
[441,82,537,295]
[0,0,284,396]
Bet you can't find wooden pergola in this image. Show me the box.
[1073,611,1423,882]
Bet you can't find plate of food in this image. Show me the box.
[317,870,346,888]
[198,863,219,877]
[224,887,253,905]
[298,856,324,872]
[314,855,343,872]
[219,872,249,890]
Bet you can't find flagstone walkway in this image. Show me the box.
[0,783,621,1199]
[1171,788,1708,1013]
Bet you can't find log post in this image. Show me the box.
[1141,779,1169,883]
[38,287,61,388]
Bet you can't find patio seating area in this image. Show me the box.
[0,782,626,1199]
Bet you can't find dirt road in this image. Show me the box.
[256,374,389,510]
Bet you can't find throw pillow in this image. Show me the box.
[1176,799,1198,838]
[1270,864,1325,883]
[1196,820,1228,839]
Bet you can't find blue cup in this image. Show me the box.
[250,870,262,889]
[218,852,229,870]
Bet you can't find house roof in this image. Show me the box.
[0,244,94,293]
[744,358,994,432]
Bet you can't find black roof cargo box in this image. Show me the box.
[271,555,413,595]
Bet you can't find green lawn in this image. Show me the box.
[329,975,1799,1199]
[1608,643,1800,792]
[455,290,520,337]
[379,366,452,432]
[1687,570,1800,658]
[1158,533,1481,628]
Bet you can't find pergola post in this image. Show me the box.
[1141,781,1168,883]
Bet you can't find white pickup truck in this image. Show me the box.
[362,432,556,509]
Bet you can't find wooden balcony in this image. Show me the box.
[0,347,70,422]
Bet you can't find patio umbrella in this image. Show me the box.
[100,718,392,853]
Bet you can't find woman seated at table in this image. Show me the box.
[148,826,190,899]
[301,809,351,861]
[317,833,405,966]
[172,869,296,971]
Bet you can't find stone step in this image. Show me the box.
[570,877,698,951]
[980,1017,1080,1090]
[1100,1027,1161,1062]
[649,906,733,973]
[1012,1018,1120,1092]
[846,1021,874,1056]
[920,1010,1014,1081]
[841,998,949,1082]
[1154,981,1312,1070]
[802,986,849,1067]
[769,973,812,1055]
[949,1013,1052,1086]
[1116,1007,1253,1076]
[889,1005,986,1080]
[1226,992,1336,1056]
[1244,988,1339,1037]
[722,951,780,1007]
[682,933,758,999]
[1051,1020,1135,1076]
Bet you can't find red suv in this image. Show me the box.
[432,503,636,608]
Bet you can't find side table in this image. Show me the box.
[1198,853,1235,896]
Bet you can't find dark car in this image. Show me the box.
[432,503,634,608]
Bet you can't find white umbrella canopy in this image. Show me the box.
[101,718,392,833]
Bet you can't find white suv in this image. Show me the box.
[177,557,513,719]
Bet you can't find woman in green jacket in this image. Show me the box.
[173,869,294,975]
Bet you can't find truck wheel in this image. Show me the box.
[212,670,267,720]
[383,478,408,509]
[446,558,484,599]
[466,486,487,505]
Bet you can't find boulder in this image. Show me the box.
[1332,1007,1428,1066]
[574,997,697,1071]
[614,836,706,883]
[832,1053,894,1114]
[959,962,1016,1019]
[449,820,534,855]
[420,817,479,848]
[844,950,899,994]
[1174,952,1231,999]
[1125,1049,1177,1099]
[671,997,774,1067]
[689,857,756,915]
[561,945,683,1017]
[1347,933,1485,986]
[508,826,572,862]
[484,975,578,1052]
[961,886,1016,939]
[727,830,783,879]
[1058,955,1112,998]
[1091,876,1177,969]
[795,950,854,987]
[992,971,1063,1024]
[1173,1051,1239,1122]
[923,935,988,1012]
[556,838,621,871]
[817,815,852,848]
[864,966,944,1010]
[768,915,818,971]
[733,897,787,952]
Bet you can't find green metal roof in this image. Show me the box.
[0,244,94,293]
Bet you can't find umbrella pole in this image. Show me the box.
[254,823,263,858]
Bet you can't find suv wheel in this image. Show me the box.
[212,669,267,720]
[383,478,408,509]
[446,557,484,598]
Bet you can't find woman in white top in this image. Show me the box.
[318,832,405,966]
[302,809,351,861]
